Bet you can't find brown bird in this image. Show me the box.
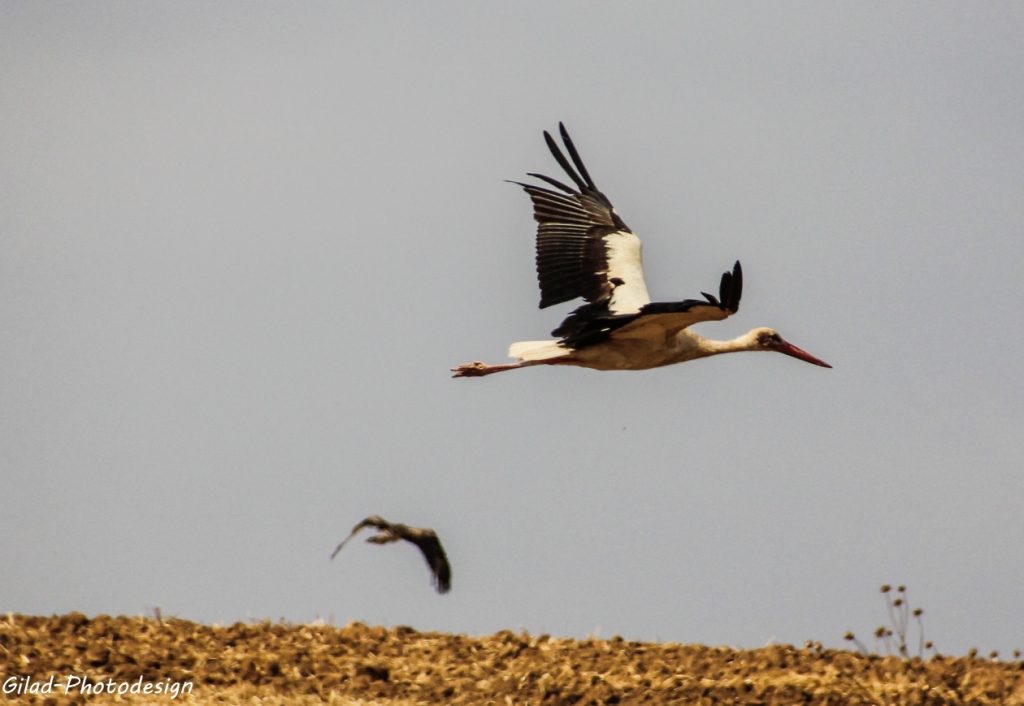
[331,516,452,594]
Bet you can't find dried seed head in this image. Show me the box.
[875,627,886,638]
[913,608,923,617]
[990,651,999,660]
[898,585,906,592]
[886,630,893,637]
[968,648,978,658]
[1014,650,1020,659]
[804,640,813,649]
[893,598,903,607]
[880,585,891,593]
[925,642,933,649]
[844,632,855,641]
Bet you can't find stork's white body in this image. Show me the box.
[509,328,777,372]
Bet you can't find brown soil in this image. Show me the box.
[1,613,1022,705]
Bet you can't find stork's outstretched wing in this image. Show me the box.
[330,515,388,560]
[515,123,651,322]
[559,261,743,350]
[403,530,452,594]
[612,260,743,340]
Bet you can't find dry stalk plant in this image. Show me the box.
[846,585,935,659]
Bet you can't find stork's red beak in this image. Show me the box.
[778,342,832,368]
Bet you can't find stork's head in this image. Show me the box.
[750,328,832,368]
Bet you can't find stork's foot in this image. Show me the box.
[451,361,522,378]
[451,361,492,378]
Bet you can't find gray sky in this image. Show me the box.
[2,3,1022,656]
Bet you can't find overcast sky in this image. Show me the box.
[2,2,1022,656]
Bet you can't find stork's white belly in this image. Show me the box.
[558,329,708,371]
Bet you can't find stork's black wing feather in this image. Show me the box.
[543,130,588,192]
[525,172,577,195]
[517,125,651,315]
[515,181,619,309]
[719,260,742,313]
[558,122,597,190]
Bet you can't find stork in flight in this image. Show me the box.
[331,516,451,594]
[452,124,831,378]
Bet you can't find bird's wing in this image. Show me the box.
[404,529,452,594]
[612,261,743,341]
[330,516,389,560]
[560,261,743,349]
[515,123,651,318]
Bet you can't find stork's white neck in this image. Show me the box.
[678,329,761,359]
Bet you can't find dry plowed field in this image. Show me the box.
[1,614,1022,705]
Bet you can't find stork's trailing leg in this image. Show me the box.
[451,360,538,378]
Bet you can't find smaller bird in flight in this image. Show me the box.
[331,516,452,594]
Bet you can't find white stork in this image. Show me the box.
[452,124,831,377]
